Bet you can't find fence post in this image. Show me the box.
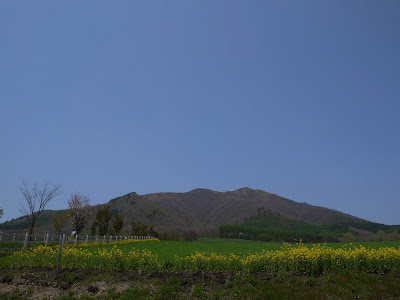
[13,233,16,242]
[86,235,89,244]
[45,233,49,247]
[103,235,106,242]
[23,232,29,250]
[62,234,66,246]
[75,235,78,246]
[57,232,63,273]
[109,235,112,243]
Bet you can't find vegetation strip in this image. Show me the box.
[1,268,400,299]
[4,241,400,275]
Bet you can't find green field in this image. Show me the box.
[90,238,283,262]
[3,238,400,261]
[2,237,400,269]
[75,238,400,263]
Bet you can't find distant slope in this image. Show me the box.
[1,187,397,237]
[105,187,378,235]
[219,211,359,242]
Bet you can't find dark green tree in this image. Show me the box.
[90,220,98,236]
[130,219,148,236]
[148,226,159,238]
[161,232,180,241]
[112,213,124,235]
[93,204,111,236]
[183,230,198,241]
[0,207,3,219]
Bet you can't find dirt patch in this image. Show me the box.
[2,267,398,299]
[0,267,239,299]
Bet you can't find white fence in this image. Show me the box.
[0,232,156,251]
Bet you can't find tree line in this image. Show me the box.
[51,195,161,237]
[12,180,163,237]
[2,180,201,242]
[219,214,400,243]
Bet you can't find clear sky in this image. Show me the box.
[1,1,399,225]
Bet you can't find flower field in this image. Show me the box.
[7,241,400,275]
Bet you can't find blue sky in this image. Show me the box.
[1,1,399,225]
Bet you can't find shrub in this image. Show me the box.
[373,230,388,242]
[182,230,198,242]
[161,232,181,241]
[342,233,357,243]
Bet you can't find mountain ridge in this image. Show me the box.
[1,187,393,237]
[106,187,364,234]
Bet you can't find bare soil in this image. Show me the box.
[0,267,240,299]
[1,267,399,299]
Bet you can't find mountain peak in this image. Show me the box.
[234,187,254,192]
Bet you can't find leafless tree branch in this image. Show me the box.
[19,180,62,234]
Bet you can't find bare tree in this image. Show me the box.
[19,180,62,234]
[0,207,3,219]
[68,193,92,234]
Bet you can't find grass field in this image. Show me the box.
[87,238,283,262]
[77,238,400,263]
[2,238,400,265]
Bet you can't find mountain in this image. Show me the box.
[108,187,361,234]
[1,187,396,238]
